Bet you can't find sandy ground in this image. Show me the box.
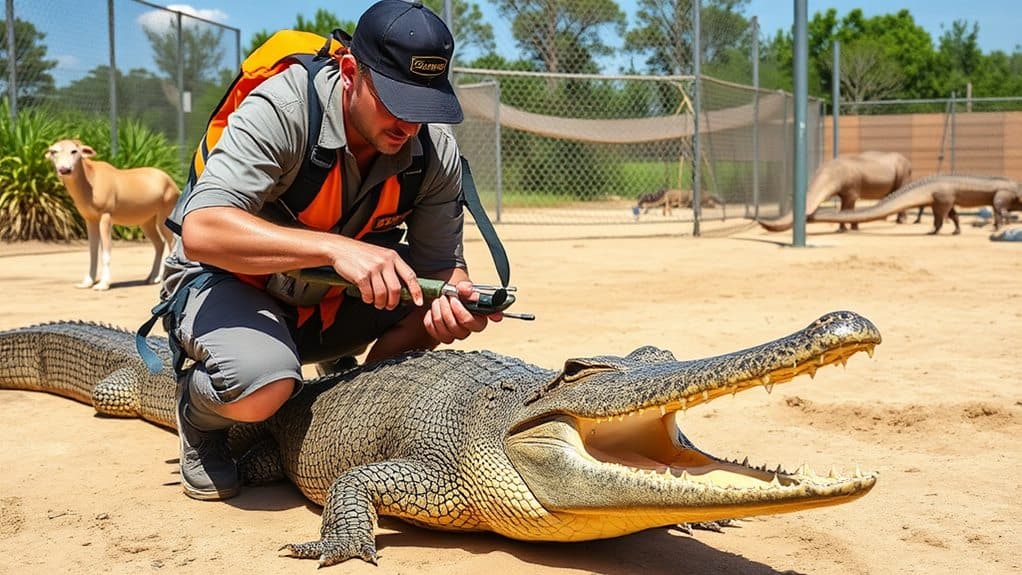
[1,217,1020,575]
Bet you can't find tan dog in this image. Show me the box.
[45,139,180,290]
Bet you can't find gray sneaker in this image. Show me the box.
[176,387,240,501]
[315,355,359,377]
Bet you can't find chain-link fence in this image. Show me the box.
[3,0,239,168]
[451,5,823,227]
[453,69,822,225]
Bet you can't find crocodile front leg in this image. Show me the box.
[92,367,142,418]
[282,459,456,567]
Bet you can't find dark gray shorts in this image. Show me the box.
[173,275,411,407]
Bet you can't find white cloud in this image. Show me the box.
[137,4,230,34]
[53,54,80,71]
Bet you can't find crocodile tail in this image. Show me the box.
[0,321,162,416]
[810,191,929,223]
[0,322,108,404]
[758,211,794,232]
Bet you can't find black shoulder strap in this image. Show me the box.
[396,127,433,214]
[400,129,510,287]
[360,128,510,288]
[460,156,511,287]
[277,52,340,217]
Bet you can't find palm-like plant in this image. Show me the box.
[0,102,83,241]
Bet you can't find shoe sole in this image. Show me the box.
[182,482,241,501]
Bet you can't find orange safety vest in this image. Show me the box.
[178,29,429,331]
[235,166,412,331]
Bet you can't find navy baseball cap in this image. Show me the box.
[350,0,463,124]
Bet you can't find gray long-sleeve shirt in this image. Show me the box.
[163,62,466,298]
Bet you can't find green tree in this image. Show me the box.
[495,0,626,75]
[144,19,226,88]
[833,40,906,108]
[929,20,991,97]
[625,0,750,77]
[838,10,933,99]
[0,18,57,108]
[143,16,236,163]
[51,66,174,130]
[971,49,1022,99]
[761,8,935,101]
[422,0,497,60]
[245,9,357,56]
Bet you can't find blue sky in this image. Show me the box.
[25,0,1019,87]
[181,0,1019,57]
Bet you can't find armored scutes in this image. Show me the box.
[810,174,1022,234]
[1,312,881,567]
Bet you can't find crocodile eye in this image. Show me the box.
[561,359,617,382]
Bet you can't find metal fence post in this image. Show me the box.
[792,0,808,247]
[176,11,185,171]
[691,0,702,237]
[5,0,16,120]
[832,40,839,158]
[443,0,454,48]
[493,80,503,223]
[107,0,118,157]
[950,92,957,172]
[751,16,760,220]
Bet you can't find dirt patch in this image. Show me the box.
[1,218,1020,575]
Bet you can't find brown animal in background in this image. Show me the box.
[809,175,1021,235]
[45,139,180,290]
[636,188,722,216]
[759,151,912,232]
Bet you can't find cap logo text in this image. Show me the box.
[410,56,448,77]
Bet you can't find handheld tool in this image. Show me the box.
[286,267,535,320]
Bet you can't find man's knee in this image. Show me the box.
[183,360,299,424]
[218,378,296,422]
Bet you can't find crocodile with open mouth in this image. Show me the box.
[0,311,880,567]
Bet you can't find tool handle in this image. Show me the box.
[286,267,521,315]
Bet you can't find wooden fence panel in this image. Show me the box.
[823,111,1021,181]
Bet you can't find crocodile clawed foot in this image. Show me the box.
[280,538,378,567]
[674,519,738,535]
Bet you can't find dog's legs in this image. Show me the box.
[140,217,165,284]
[93,213,113,290]
[77,220,100,288]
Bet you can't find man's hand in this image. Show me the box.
[422,280,502,344]
[329,240,423,310]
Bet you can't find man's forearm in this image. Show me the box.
[180,206,340,274]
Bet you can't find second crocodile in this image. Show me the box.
[809,174,1021,234]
